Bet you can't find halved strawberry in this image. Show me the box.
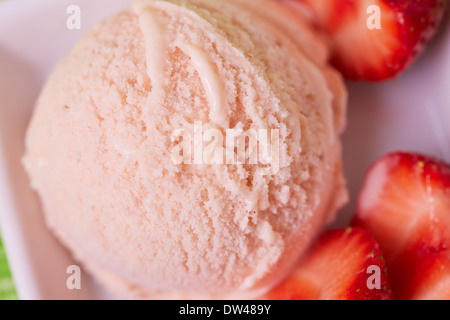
[292,0,446,81]
[352,152,450,300]
[264,227,392,300]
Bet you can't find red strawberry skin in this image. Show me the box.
[294,0,447,81]
[352,152,450,299]
[264,228,392,300]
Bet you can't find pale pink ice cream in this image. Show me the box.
[23,0,348,299]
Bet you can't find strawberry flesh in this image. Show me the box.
[294,0,447,81]
[353,152,450,299]
[264,227,392,300]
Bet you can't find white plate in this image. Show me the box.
[0,0,449,300]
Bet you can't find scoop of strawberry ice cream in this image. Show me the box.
[23,0,348,299]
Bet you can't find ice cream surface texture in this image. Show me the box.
[23,0,348,299]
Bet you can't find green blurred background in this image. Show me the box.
[0,235,17,300]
